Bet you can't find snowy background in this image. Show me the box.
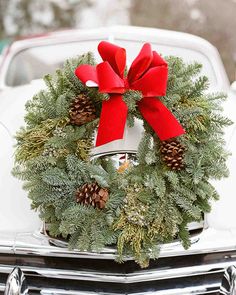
[0,0,235,81]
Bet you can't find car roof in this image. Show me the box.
[0,26,229,91]
[7,26,218,54]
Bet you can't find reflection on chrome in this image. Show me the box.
[4,267,28,295]
[220,265,236,295]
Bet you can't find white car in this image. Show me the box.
[0,26,236,295]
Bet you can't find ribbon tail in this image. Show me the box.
[95,94,128,147]
[138,97,185,141]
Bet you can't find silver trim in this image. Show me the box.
[0,228,235,260]
[0,260,233,284]
[0,284,6,293]
[12,228,236,259]
[41,292,122,295]
[43,221,204,253]
[0,284,222,295]
[39,284,220,295]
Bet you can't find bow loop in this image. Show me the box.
[151,51,167,68]
[98,41,126,78]
[127,43,153,83]
[75,41,185,147]
[96,62,125,94]
[131,66,168,97]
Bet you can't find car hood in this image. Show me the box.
[0,81,45,233]
[0,80,46,136]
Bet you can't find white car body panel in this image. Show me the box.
[0,26,235,237]
[0,81,45,232]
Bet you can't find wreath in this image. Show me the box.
[13,41,231,267]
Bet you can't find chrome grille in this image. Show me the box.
[0,229,235,295]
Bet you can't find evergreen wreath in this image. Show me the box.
[13,41,231,268]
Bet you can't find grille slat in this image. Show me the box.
[0,250,232,294]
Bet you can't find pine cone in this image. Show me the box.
[69,93,96,126]
[160,139,185,171]
[75,182,109,209]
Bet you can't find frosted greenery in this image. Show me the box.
[12,52,231,268]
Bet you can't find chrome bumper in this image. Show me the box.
[0,228,236,294]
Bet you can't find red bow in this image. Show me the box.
[75,41,185,147]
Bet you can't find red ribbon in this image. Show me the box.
[75,41,185,147]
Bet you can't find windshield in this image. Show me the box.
[5,40,217,88]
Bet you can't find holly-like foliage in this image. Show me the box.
[12,52,231,267]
